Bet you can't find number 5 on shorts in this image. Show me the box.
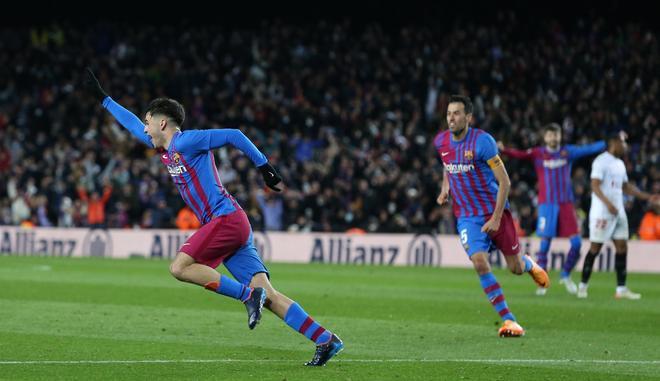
[460,229,468,246]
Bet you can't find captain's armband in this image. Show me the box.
[487,155,503,169]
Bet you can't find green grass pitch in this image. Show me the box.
[1,256,659,380]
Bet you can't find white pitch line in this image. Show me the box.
[0,359,659,365]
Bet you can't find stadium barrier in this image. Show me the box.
[1,226,659,272]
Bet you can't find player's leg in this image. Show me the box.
[611,215,639,299]
[173,213,266,328]
[577,241,602,298]
[558,203,582,294]
[224,235,343,366]
[492,210,549,289]
[535,203,558,271]
[558,204,582,278]
[459,216,523,337]
[249,273,343,366]
[579,212,615,298]
[558,234,581,294]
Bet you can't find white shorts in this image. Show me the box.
[588,212,629,243]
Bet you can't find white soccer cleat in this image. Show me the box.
[577,283,588,299]
[535,287,547,296]
[560,277,578,295]
[615,288,641,300]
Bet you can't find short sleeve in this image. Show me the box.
[590,157,605,180]
[476,132,498,161]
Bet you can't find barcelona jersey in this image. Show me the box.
[434,127,507,218]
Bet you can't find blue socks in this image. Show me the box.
[561,235,582,278]
[284,303,332,345]
[479,272,515,321]
[522,255,533,272]
[536,238,551,270]
[204,275,252,302]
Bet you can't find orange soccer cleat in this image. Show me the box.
[498,320,525,337]
[526,255,550,289]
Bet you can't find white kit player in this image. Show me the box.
[577,131,659,299]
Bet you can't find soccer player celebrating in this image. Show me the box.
[578,131,659,300]
[498,124,605,295]
[85,69,343,366]
[434,95,549,337]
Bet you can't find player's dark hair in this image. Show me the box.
[146,98,185,126]
[448,95,473,114]
[543,123,561,134]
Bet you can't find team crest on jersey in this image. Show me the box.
[561,150,568,157]
[172,152,181,164]
[464,150,474,160]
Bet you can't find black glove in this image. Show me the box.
[85,67,109,102]
[258,163,282,192]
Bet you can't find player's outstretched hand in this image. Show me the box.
[85,67,109,102]
[258,163,283,192]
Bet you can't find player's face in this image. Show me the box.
[144,112,165,148]
[446,102,470,135]
[614,138,628,157]
[610,133,628,157]
[544,130,561,149]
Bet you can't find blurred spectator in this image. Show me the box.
[77,184,112,228]
[0,15,658,236]
[175,206,201,230]
[638,203,660,240]
[256,189,284,231]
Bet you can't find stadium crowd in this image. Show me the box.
[0,13,658,238]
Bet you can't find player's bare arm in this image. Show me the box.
[623,182,656,201]
[436,169,450,205]
[591,178,619,215]
[481,155,510,233]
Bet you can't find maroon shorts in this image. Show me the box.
[488,209,521,256]
[457,209,520,257]
[179,209,251,269]
[557,203,580,237]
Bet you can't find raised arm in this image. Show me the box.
[86,68,153,148]
[498,143,535,161]
[567,141,606,160]
[102,98,154,147]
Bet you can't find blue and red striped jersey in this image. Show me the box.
[103,97,268,225]
[434,127,507,218]
[501,142,605,204]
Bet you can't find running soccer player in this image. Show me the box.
[578,131,659,300]
[435,95,549,337]
[85,68,343,366]
[498,124,605,295]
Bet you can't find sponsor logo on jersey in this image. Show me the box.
[444,163,475,174]
[167,164,188,175]
[543,158,567,169]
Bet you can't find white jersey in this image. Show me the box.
[590,151,628,217]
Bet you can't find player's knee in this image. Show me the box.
[471,257,491,274]
[169,262,186,281]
